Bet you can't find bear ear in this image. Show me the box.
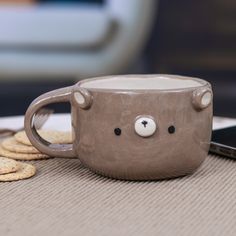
[192,87,213,110]
[73,88,93,109]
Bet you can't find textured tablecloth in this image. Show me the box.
[0,115,236,236]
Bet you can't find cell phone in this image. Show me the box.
[210,126,236,159]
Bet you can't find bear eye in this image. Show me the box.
[114,128,122,136]
[168,125,175,134]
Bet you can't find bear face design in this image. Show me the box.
[72,86,212,180]
[115,117,176,137]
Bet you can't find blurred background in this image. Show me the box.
[0,0,235,117]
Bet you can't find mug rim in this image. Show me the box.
[77,74,210,93]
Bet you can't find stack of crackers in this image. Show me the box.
[0,130,72,182]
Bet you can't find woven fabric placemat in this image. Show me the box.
[0,154,236,236]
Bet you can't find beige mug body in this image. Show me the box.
[25,75,213,180]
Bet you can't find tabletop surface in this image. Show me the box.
[1,115,236,236]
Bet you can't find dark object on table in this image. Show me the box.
[210,126,236,159]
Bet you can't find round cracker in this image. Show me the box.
[2,137,40,154]
[0,156,20,174]
[0,145,49,161]
[0,162,36,182]
[15,130,72,146]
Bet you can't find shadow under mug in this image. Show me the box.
[25,74,213,180]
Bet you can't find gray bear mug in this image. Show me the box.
[25,74,213,180]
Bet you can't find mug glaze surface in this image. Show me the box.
[25,75,213,180]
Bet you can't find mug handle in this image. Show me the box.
[24,86,75,158]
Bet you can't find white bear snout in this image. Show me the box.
[135,116,157,137]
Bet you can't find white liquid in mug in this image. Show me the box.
[80,75,205,90]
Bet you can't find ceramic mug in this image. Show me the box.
[25,74,213,180]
